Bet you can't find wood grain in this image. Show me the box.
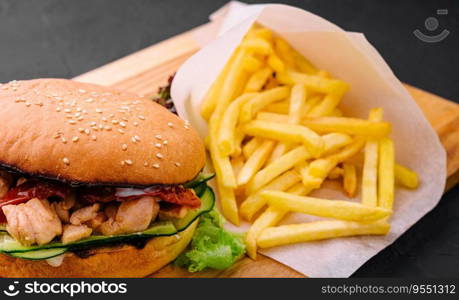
[75,25,459,278]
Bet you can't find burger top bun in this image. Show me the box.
[0,79,205,186]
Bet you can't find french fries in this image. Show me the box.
[240,170,300,221]
[395,163,419,189]
[240,87,290,122]
[263,191,391,222]
[378,138,395,209]
[303,117,392,137]
[200,24,419,258]
[245,207,287,259]
[257,220,390,248]
[243,120,324,157]
[343,163,357,197]
[247,146,311,194]
[237,140,275,185]
[218,93,256,156]
[361,108,383,206]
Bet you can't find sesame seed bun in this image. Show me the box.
[0,219,197,277]
[0,79,205,186]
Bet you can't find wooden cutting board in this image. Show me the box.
[74,23,459,278]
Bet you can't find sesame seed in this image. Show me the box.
[111,120,119,124]
[68,120,77,124]
[85,98,93,103]
[167,122,174,128]
[25,102,31,107]
[101,117,107,122]
[61,137,67,144]
[154,143,162,148]
[56,107,61,112]
[77,116,84,121]
[175,162,181,167]
[163,140,168,145]
[134,135,140,141]
[53,133,60,139]
[63,158,70,165]
[118,129,125,134]
[104,125,112,131]
[74,112,81,117]
[131,136,137,143]
[138,115,145,120]
[119,122,126,128]
[156,153,164,159]
[152,163,160,169]
[95,108,102,113]
[144,162,148,167]
[72,136,79,142]
[90,121,97,126]
[155,134,162,140]
[133,122,139,127]
[78,128,85,133]
[64,108,71,113]
[91,135,97,141]
[125,159,133,165]
[76,107,82,112]
[84,129,90,135]
[122,144,128,151]
[122,117,128,121]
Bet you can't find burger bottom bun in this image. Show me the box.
[0,220,197,278]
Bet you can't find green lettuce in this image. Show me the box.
[175,210,246,272]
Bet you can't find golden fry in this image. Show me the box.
[218,93,256,156]
[247,146,312,194]
[257,220,390,248]
[240,87,290,122]
[267,53,286,73]
[217,180,239,226]
[240,170,300,221]
[242,55,264,72]
[263,100,289,114]
[394,163,419,189]
[303,117,391,137]
[246,207,287,259]
[378,138,395,209]
[361,108,383,206]
[292,50,318,74]
[237,140,275,185]
[241,38,272,55]
[243,120,324,157]
[328,166,344,179]
[262,191,391,222]
[242,137,263,159]
[244,67,273,93]
[343,162,357,197]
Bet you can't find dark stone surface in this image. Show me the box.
[0,0,457,277]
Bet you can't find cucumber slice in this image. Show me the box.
[6,248,67,260]
[184,173,215,189]
[0,184,215,256]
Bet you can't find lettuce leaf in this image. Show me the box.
[175,210,246,272]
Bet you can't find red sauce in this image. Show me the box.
[0,180,70,222]
[117,186,201,208]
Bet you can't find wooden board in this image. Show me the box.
[74,23,459,278]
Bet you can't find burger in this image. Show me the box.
[0,78,217,277]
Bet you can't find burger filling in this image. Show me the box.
[0,170,201,246]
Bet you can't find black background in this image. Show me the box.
[0,0,458,277]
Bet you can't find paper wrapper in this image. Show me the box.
[171,2,447,277]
